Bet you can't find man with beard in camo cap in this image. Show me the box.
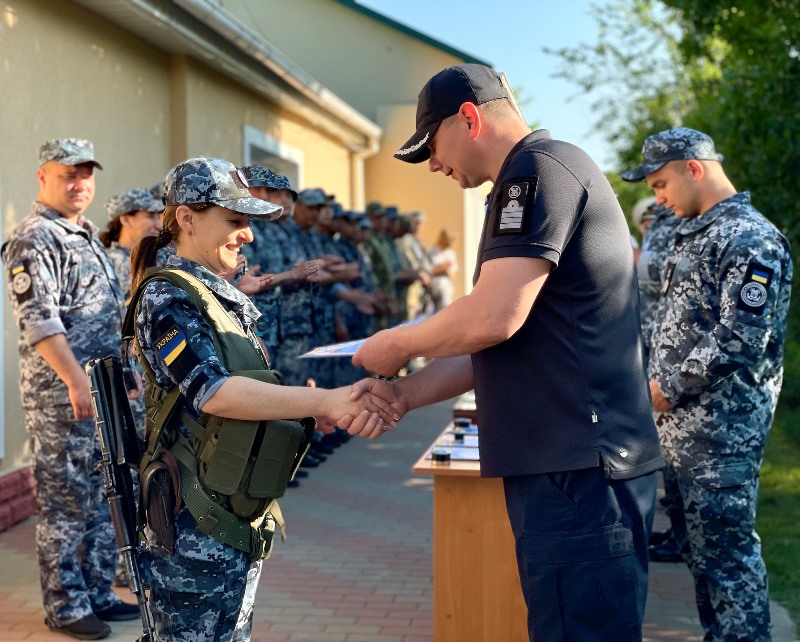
[1,138,139,639]
[623,127,793,641]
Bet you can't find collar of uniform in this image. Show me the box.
[109,241,131,256]
[32,201,98,238]
[676,191,751,237]
[493,129,552,193]
[163,254,261,325]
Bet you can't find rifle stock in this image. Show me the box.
[86,355,154,642]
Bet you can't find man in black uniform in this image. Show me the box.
[348,64,664,641]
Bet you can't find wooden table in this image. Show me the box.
[413,424,528,642]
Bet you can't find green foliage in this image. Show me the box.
[758,407,800,622]
[549,0,800,404]
[552,2,800,618]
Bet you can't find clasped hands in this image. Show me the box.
[329,376,408,440]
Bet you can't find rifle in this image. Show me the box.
[86,355,154,642]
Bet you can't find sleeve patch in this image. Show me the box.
[493,177,538,236]
[736,262,773,315]
[9,260,34,304]
[156,325,187,365]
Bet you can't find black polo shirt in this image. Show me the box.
[472,130,663,479]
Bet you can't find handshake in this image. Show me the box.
[325,377,409,440]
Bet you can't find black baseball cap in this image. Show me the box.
[394,64,509,164]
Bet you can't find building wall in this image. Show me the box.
[221,0,480,296]
[0,0,362,477]
[222,0,463,122]
[0,0,172,476]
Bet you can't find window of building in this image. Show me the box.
[243,125,303,188]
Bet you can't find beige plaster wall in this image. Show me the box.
[0,0,171,475]
[221,0,483,295]
[182,60,354,202]
[222,0,464,121]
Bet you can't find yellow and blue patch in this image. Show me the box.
[155,326,187,365]
[737,262,773,315]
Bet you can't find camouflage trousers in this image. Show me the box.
[272,334,312,386]
[666,453,771,642]
[140,507,263,641]
[26,408,120,626]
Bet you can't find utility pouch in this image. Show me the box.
[248,417,315,499]
[141,451,181,553]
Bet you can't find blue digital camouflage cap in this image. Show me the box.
[150,181,166,202]
[105,187,164,219]
[297,188,327,207]
[384,206,399,220]
[621,127,724,182]
[38,138,103,169]
[240,165,299,200]
[164,157,282,219]
[329,202,345,219]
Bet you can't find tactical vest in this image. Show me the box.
[123,268,313,561]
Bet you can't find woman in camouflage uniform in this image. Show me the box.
[129,157,397,641]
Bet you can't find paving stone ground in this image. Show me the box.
[0,400,795,641]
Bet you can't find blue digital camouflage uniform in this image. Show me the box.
[274,217,317,385]
[333,234,371,384]
[135,254,264,642]
[240,219,284,359]
[308,227,342,388]
[637,205,680,355]
[648,192,792,642]
[635,205,685,552]
[238,165,297,362]
[1,202,127,628]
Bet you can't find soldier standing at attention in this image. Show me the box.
[622,127,792,642]
[1,139,139,639]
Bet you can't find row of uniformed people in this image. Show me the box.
[99,168,429,482]
[102,169,432,394]
[1,138,403,642]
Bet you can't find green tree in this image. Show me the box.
[551,0,800,401]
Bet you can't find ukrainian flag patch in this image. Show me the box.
[156,326,187,365]
[737,262,774,316]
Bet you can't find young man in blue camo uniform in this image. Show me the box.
[623,127,792,642]
[1,139,139,639]
[631,199,687,563]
